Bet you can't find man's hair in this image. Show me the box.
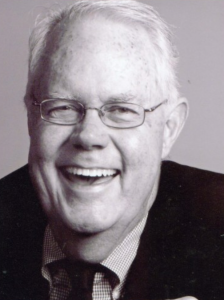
[24,0,179,106]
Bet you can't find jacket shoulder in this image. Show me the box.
[1,164,31,192]
[0,164,45,229]
[162,160,224,183]
[0,165,40,220]
[0,164,29,188]
[0,166,48,300]
[161,161,224,233]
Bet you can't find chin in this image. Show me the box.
[56,209,116,236]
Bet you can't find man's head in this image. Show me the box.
[25,0,188,261]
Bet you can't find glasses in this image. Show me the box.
[33,99,167,129]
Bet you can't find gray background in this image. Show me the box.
[0,0,224,179]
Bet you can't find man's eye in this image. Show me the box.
[107,106,137,114]
[47,105,76,116]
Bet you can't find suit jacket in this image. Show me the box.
[1,161,224,300]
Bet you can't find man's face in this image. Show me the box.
[28,16,169,240]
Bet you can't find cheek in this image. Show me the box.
[117,122,164,171]
[116,123,164,204]
[29,122,72,162]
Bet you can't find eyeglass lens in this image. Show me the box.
[41,99,145,128]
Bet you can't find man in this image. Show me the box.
[1,1,224,300]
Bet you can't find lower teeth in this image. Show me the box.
[76,175,105,182]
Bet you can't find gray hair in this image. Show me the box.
[24,0,180,106]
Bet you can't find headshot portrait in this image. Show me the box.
[1,1,224,300]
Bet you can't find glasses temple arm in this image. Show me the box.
[145,99,168,112]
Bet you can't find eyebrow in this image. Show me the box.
[44,93,137,103]
[107,93,137,103]
[43,93,80,100]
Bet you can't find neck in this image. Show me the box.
[50,214,142,263]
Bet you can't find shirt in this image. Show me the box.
[41,215,148,300]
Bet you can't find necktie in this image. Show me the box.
[48,259,119,300]
[66,261,98,300]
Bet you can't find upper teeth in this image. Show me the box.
[66,168,117,177]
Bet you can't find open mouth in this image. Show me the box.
[62,167,119,186]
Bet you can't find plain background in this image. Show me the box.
[0,0,223,179]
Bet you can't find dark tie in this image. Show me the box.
[66,261,99,300]
[48,259,119,300]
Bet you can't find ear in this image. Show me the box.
[162,97,189,159]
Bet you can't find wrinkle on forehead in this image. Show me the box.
[35,14,155,103]
[64,17,148,53]
[51,15,151,69]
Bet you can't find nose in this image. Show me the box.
[69,109,110,150]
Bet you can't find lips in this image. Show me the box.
[61,167,119,186]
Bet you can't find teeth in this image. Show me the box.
[66,167,117,177]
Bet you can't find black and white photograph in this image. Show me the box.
[1,1,224,299]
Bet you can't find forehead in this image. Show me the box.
[37,14,154,102]
[51,13,151,59]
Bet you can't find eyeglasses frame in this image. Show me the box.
[33,99,168,129]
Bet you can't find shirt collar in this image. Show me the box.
[42,214,147,283]
[101,214,147,282]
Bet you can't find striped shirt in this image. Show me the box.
[41,215,148,300]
